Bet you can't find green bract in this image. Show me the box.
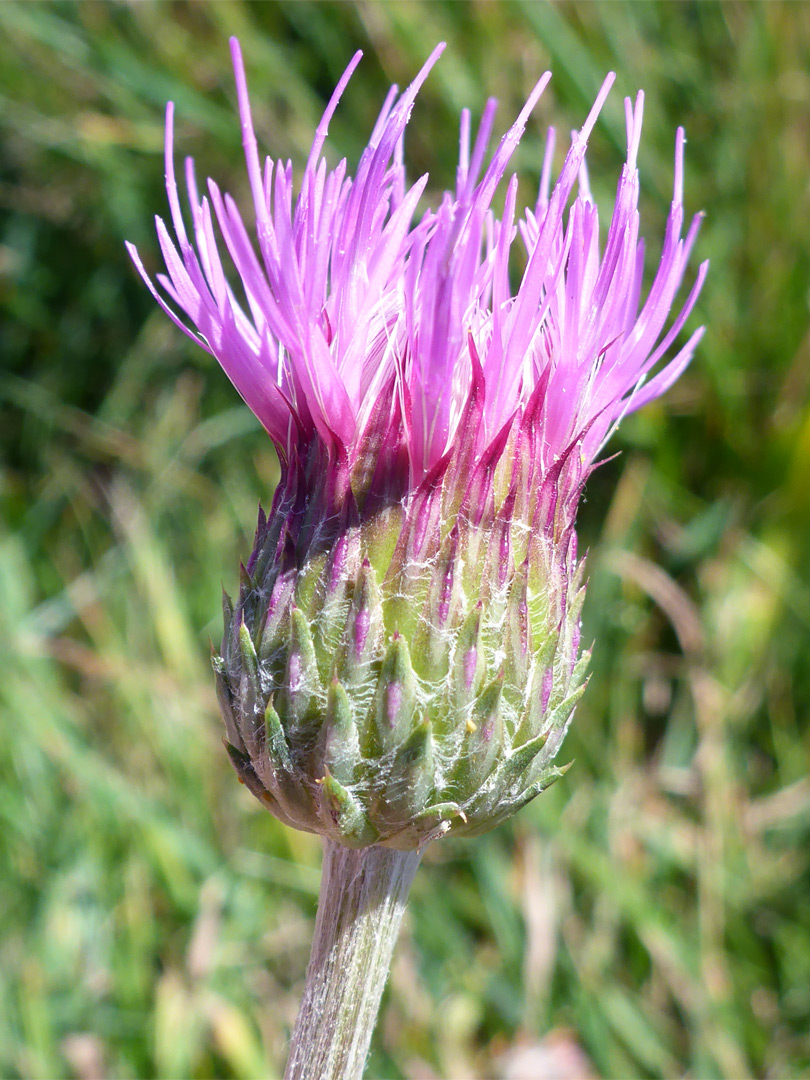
[213,409,589,851]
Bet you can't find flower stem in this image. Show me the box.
[284,840,422,1080]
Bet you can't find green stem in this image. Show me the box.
[284,840,422,1080]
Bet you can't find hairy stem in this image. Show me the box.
[284,840,422,1080]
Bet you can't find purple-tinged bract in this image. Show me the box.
[129,40,706,849]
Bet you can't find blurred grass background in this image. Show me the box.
[1,1,809,1077]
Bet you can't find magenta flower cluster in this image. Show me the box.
[128,40,706,491]
[127,39,711,860]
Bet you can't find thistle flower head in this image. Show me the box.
[129,41,706,849]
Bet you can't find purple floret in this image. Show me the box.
[128,38,706,493]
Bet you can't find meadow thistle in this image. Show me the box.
[128,39,706,1079]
